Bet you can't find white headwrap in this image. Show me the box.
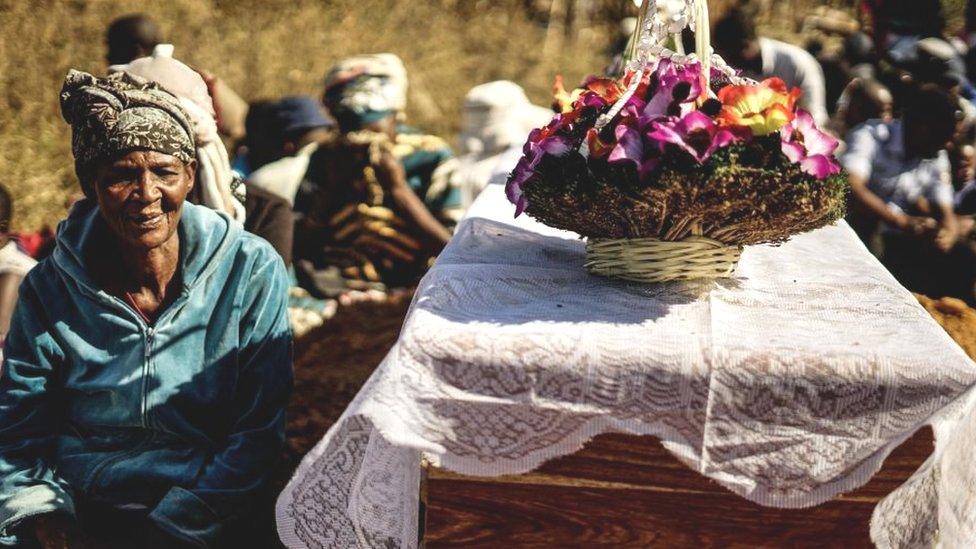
[453,81,553,209]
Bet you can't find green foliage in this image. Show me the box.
[522,135,848,245]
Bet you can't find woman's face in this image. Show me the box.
[93,150,195,251]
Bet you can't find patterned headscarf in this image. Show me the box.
[59,69,195,193]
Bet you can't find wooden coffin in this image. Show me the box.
[422,429,933,548]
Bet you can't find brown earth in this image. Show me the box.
[915,294,976,360]
[274,290,415,490]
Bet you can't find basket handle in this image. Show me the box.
[595,0,714,132]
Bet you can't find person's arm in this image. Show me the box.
[0,278,77,547]
[843,124,933,233]
[147,253,292,547]
[849,173,917,229]
[933,161,962,252]
[0,273,24,345]
[934,201,961,252]
[375,152,451,250]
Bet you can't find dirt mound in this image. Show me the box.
[274,290,414,490]
[915,294,976,360]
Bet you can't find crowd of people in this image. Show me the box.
[1,1,976,547]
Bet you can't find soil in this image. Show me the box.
[915,294,976,360]
[274,290,415,491]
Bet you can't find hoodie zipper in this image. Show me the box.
[142,326,155,428]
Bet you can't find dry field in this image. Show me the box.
[0,0,619,230]
[0,0,968,229]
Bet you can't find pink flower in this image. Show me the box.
[647,111,745,164]
[643,59,705,120]
[780,109,841,179]
[506,133,575,216]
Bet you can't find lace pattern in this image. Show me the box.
[277,185,976,548]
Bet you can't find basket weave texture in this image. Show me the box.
[586,237,742,283]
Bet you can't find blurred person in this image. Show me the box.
[243,185,294,267]
[0,185,36,349]
[105,14,249,142]
[112,53,246,222]
[833,77,893,138]
[806,38,848,117]
[453,81,553,209]
[868,0,946,63]
[245,96,334,204]
[106,14,161,66]
[842,83,976,301]
[323,54,462,224]
[0,71,292,547]
[713,7,829,126]
[844,32,879,81]
[293,65,451,297]
[952,143,976,215]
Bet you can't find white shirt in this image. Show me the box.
[246,142,319,206]
[759,38,829,127]
[453,145,529,210]
[842,119,953,217]
[0,241,35,278]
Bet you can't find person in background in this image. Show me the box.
[0,70,291,547]
[112,53,247,222]
[713,7,830,126]
[105,13,249,143]
[293,65,451,297]
[842,83,976,301]
[452,81,553,210]
[245,96,334,205]
[106,14,161,66]
[844,32,880,81]
[953,144,976,214]
[833,77,894,139]
[323,54,462,224]
[869,0,946,64]
[0,185,36,349]
[243,186,294,267]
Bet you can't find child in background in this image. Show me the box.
[0,184,37,348]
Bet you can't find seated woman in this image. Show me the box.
[294,68,451,296]
[0,71,292,547]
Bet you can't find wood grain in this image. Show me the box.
[424,428,934,548]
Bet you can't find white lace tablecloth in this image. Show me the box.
[277,184,976,548]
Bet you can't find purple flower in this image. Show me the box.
[506,134,575,216]
[781,109,841,179]
[643,59,704,120]
[607,103,644,167]
[646,111,743,163]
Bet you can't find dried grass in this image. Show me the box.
[0,0,613,230]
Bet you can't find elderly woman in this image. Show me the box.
[0,71,292,547]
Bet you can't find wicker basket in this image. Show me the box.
[586,237,742,283]
[584,0,740,284]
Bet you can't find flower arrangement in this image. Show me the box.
[504,0,847,283]
[507,60,846,248]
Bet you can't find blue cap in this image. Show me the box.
[271,96,332,136]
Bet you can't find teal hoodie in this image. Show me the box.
[0,200,292,547]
